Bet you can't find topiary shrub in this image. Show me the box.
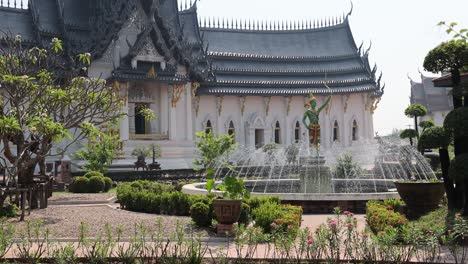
[190,202,211,227]
[87,176,105,193]
[103,177,113,192]
[247,196,280,211]
[444,107,468,138]
[84,171,104,179]
[419,126,451,150]
[69,176,90,193]
[448,154,468,181]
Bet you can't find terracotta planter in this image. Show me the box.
[394,181,445,218]
[213,199,242,225]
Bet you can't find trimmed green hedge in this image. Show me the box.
[117,180,209,216]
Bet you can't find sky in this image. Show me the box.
[195,0,468,135]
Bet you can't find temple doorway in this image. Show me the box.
[135,104,148,134]
[255,129,264,149]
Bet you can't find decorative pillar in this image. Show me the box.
[128,102,135,134]
[185,83,193,141]
[160,85,169,135]
[119,82,129,141]
[168,86,177,140]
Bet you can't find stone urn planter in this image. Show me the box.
[212,199,242,225]
[394,181,445,219]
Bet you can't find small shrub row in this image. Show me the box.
[69,171,112,193]
[366,200,408,234]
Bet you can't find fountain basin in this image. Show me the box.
[182,181,400,213]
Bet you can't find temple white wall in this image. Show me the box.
[195,93,374,150]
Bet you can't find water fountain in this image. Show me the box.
[183,90,437,212]
[182,137,438,213]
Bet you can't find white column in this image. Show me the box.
[128,103,135,134]
[168,86,177,140]
[160,86,168,135]
[119,82,129,141]
[185,83,193,141]
[150,103,157,134]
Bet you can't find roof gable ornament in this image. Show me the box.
[347,1,354,19]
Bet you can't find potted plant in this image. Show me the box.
[394,179,445,218]
[131,146,151,170]
[206,175,250,225]
[147,143,162,170]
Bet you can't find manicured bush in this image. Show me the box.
[84,171,104,179]
[69,176,90,193]
[88,176,105,193]
[252,201,283,233]
[238,202,250,225]
[190,202,212,227]
[366,200,408,233]
[103,177,113,192]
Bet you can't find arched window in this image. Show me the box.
[228,121,235,141]
[205,120,212,134]
[333,120,339,142]
[294,121,301,143]
[274,121,281,144]
[352,120,358,141]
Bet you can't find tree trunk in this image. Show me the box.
[440,148,456,210]
[409,137,413,146]
[414,117,419,140]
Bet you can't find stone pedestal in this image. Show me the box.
[299,156,332,193]
[216,224,235,237]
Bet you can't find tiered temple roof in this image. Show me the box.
[0,0,384,97]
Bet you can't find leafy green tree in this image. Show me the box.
[400,129,417,146]
[424,21,468,213]
[194,131,235,170]
[419,120,435,133]
[76,128,118,173]
[424,40,468,109]
[0,37,123,186]
[404,104,428,139]
[419,126,456,209]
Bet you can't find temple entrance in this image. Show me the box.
[255,129,264,149]
[135,104,148,134]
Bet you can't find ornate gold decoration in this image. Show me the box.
[240,96,246,116]
[146,65,158,79]
[371,97,381,114]
[344,95,350,113]
[217,96,224,116]
[264,96,272,116]
[171,84,184,108]
[194,96,201,117]
[191,82,200,98]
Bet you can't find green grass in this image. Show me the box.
[52,188,117,195]
[409,206,449,234]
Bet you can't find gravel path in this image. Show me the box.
[8,205,209,239]
[49,192,116,203]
